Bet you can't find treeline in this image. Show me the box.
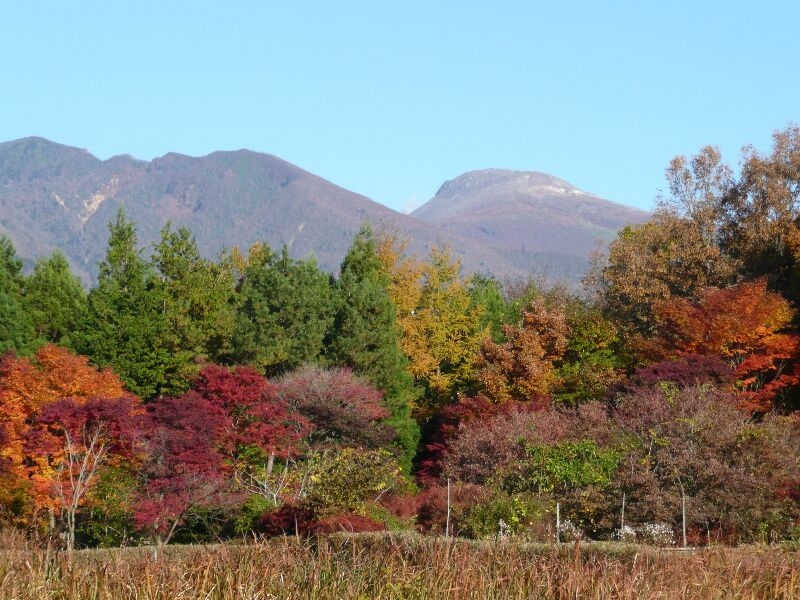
[1,126,800,549]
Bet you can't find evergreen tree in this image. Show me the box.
[468,274,508,343]
[234,245,335,375]
[330,225,420,470]
[23,250,86,348]
[150,224,236,394]
[0,234,35,354]
[74,210,173,399]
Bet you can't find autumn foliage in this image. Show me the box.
[650,279,800,412]
[4,132,800,550]
[477,297,568,402]
[0,345,129,517]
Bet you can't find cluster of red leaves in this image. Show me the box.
[273,366,393,450]
[258,506,385,537]
[0,345,127,483]
[258,505,316,537]
[608,354,735,403]
[309,513,386,535]
[133,364,313,539]
[416,395,543,485]
[193,364,310,459]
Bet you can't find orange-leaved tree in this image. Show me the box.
[378,241,484,412]
[0,344,128,513]
[651,279,800,412]
[24,395,142,551]
[477,297,569,403]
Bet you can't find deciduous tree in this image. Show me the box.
[383,245,483,411]
[652,279,800,412]
[592,215,737,335]
[24,395,142,551]
[134,392,232,545]
[477,297,568,402]
[0,345,127,491]
[273,365,393,450]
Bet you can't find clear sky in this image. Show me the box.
[2,1,797,213]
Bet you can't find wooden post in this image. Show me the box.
[621,492,626,533]
[556,502,560,544]
[681,484,687,548]
[445,478,451,538]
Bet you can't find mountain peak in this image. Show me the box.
[434,169,584,200]
[0,137,101,183]
[413,168,650,283]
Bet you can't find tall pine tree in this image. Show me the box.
[151,224,236,394]
[0,235,35,355]
[330,225,420,470]
[23,250,86,348]
[74,210,173,399]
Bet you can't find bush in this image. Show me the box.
[460,493,547,540]
[638,522,675,546]
[415,483,486,535]
[234,495,274,536]
[309,513,386,534]
[303,448,403,517]
[258,505,315,537]
[555,519,583,543]
[612,525,637,543]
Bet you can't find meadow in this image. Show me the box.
[1,530,799,599]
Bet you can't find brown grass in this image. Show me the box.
[1,530,798,599]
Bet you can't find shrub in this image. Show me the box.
[638,522,675,546]
[303,448,403,517]
[415,483,486,535]
[460,493,546,540]
[555,519,582,542]
[309,513,385,534]
[258,505,315,537]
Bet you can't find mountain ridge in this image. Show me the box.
[0,137,649,285]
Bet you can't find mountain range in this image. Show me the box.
[0,137,649,285]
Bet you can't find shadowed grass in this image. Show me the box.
[1,530,798,599]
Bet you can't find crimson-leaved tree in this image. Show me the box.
[24,395,142,551]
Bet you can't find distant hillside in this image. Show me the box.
[0,139,649,286]
[412,169,650,282]
[0,138,527,284]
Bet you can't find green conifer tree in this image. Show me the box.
[150,224,236,394]
[234,245,335,375]
[330,225,420,470]
[74,210,173,399]
[23,250,86,348]
[0,234,35,354]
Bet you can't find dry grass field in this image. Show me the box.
[1,529,799,599]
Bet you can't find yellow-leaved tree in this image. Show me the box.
[377,237,484,415]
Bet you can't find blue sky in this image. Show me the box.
[2,1,797,213]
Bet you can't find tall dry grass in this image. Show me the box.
[1,529,798,599]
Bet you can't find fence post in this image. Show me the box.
[556,502,560,544]
[445,478,451,538]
